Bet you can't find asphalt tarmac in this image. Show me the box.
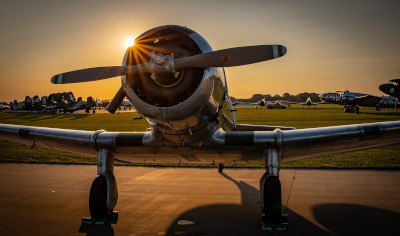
[0,163,399,236]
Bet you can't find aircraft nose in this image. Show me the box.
[379,84,390,94]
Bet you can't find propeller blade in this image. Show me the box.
[51,45,286,84]
[175,45,286,69]
[106,86,126,114]
[51,64,150,84]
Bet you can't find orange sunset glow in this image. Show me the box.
[0,0,399,103]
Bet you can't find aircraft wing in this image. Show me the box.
[354,95,382,107]
[0,124,99,156]
[235,124,296,131]
[1,121,400,163]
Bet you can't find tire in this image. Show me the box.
[263,176,282,223]
[218,163,224,173]
[89,175,111,219]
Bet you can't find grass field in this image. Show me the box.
[1,104,399,168]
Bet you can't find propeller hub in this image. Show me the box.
[150,51,176,73]
[149,51,181,87]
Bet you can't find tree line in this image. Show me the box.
[231,92,321,103]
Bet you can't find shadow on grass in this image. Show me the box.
[0,111,89,121]
[361,111,400,117]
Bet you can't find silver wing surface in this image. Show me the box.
[1,121,400,164]
[354,95,383,107]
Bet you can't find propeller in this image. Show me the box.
[50,64,150,84]
[106,86,126,114]
[51,45,287,84]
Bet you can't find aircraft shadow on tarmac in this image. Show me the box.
[79,223,114,236]
[166,173,400,236]
[78,172,400,236]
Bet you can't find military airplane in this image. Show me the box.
[0,104,10,111]
[319,92,340,104]
[1,25,400,228]
[62,96,98,113]
[300,97,321,108]
[10,100,24,111]
[320,90,383,109]
[23,95,42,111]
[379,79,400,99]
[250,97,277,108]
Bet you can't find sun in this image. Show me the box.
[125,37,135,48]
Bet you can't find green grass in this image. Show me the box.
[0,140,97,164]
[281,144,400,169]
[1,104,400,168]
[0,111,149,131]
[235,104,400,128]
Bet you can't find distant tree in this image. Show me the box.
[295,92,321,102]
[264,94,272,101]
[297,92,310,102]
[250,94,264,102]
[273,94,281,100]
[236,92,321,103]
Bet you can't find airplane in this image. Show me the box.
[38,92,71,113]
[320,90,383,109]
[11,100,24,111]
[0,104,10,111]
[379,79,400,99]
[300,97,321,108]
[250,97,277,108]
[118,99,134,111]
[24,96,35,111]
[319,92,340,104]
[1,25,400,229]
[59,96,98,113]
[378,96,399,109]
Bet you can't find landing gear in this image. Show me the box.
[83,148,118,224]
[218,163,224,173]
[89,175,111,218]
[260,174,283,224]
[260,145,288,231]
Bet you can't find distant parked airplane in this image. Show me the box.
[300,97,321,108]
[320,90,383,109]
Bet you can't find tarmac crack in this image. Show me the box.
[284,168,296,214]
[0,193,43,208]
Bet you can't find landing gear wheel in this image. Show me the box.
[89,175,112,219]
[218,163,224,173]
[263,176,282,223]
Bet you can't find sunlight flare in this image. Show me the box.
[125,37,135,47]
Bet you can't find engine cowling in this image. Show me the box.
[122,25,227,141]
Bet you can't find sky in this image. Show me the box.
[0,0,399,102]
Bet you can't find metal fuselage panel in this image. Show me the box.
[121,25,235,145]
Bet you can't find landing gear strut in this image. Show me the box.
[83,148,118,224]
[260,146,288,231]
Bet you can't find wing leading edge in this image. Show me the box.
[0,121,400,163]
